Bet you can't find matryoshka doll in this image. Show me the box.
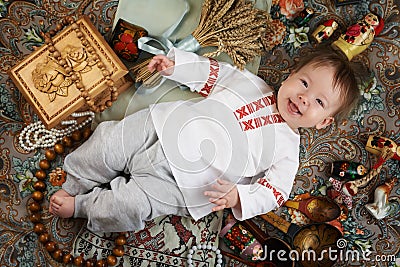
[365,135,400,161]
[312,19,339,43]
[331,12,384,61]
[330,161,368,180]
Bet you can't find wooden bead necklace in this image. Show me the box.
[43,15,119,114]
[28,126,127,266]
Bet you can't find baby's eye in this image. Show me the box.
[316,98,324,107]
[301,80,308,88]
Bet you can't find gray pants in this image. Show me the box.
[62,108,189,232]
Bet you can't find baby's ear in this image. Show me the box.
[315,116,335,129]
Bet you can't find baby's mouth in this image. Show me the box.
[288,99,302,115]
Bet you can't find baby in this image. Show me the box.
[50,47,362,232]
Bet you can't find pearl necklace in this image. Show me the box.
[187,243,223,267]
[19,111,95,152]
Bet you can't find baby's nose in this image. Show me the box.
[298,95,308,105]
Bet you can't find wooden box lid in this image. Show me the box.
[9,15,131,129]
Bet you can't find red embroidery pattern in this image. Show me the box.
[240,114,284,131]
[199,58,219,97]
[233,94,283,131]
[257,178,285,206]
[234,95,277,120]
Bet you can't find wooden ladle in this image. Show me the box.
[283,196,341,223]
[260,212,342,267]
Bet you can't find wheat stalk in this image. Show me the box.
[131,0,271,83]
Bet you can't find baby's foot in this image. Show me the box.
[49,189,71,213]
[49,195,75,218]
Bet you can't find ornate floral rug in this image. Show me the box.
[0,0,399,267]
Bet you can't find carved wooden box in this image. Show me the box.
[9,15,133,129]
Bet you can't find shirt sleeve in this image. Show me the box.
[164,48,246,97]
[231,154,299,220]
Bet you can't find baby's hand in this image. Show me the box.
[204,179,240,212]
[147,55,175,76]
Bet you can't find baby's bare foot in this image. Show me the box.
[49,189,71,213]
[50,196,75,218]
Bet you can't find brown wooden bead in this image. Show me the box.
[56,23,63,31]
[91,54,99,61]
[106,80,114,87]
[81,91,89,98]
[45,241,57,252]
[115,235,127,246]
[86,100,95,107]
[54,143,65,154]
[35,169,46,180]
[66,16,74,24]
[63,253,73,264]
[83,259,96,267]
[53,249,64,261]
[39,233,50,244]
[74,255,84,266]
[44,37,53,45]
[61,136,73,147]
[39,159,50,170]
[29,201,41,212]
[75,82,83,89]
[106,255,117,266]
[32,191,44,201]
[33,181,46,191]
[39,160,50,170]
[30,213,41,223]
[45,150,57,161]
[59,59,66,66]
[71,73,79,81]
[112,245,124,257]
[95,259,106,267]
[82,128,92,139]
[38,233,50,243]
[33,223,45,234]
[71,130,82,141]
[105,100,113,108]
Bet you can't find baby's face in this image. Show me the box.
[277,64,342,130]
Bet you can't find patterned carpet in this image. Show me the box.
[0,0,399,267]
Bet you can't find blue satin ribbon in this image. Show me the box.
[136,0,202,94]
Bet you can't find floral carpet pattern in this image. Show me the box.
[0,0,399,267]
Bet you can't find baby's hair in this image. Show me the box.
[293,46,368,124]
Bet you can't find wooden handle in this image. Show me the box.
[283,200,300,210]
[259,211,291,234]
